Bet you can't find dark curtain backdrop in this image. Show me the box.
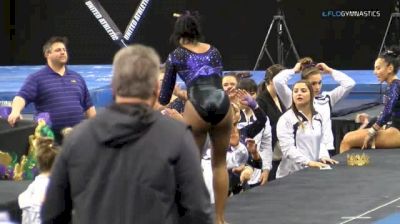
[2,0,398,70]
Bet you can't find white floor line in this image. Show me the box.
[340,217,370,219]
[339,196,400,224]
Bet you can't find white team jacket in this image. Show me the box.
[226,142,249,170]
[276,109,330,178]
[273,68,355,150]
[237,111,273,171]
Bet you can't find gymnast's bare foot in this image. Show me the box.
[215,217,227,224]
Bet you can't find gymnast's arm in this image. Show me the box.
[159,56,177,105]
[375,81,400,129]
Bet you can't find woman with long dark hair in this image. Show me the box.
[256,64,287,181]
[273,58,355,153]
[276,80,338,178]
[340,46,400,152]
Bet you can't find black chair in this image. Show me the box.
[0,119,36,159]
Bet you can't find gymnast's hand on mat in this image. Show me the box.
[320,157,339,165]
[7,111,22,127]
[361,134,375,150]
[307,161,330,169]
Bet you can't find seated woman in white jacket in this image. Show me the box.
[276,80,338,178]
[273,57,355,152]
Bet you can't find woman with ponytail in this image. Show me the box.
[340,46,400,152]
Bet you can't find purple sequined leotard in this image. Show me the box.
[376,79,400,129]
[159,46,230,124]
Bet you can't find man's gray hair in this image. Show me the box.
[112,44,160,99]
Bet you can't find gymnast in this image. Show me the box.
[340,46,400,152]
[158,11,231,224]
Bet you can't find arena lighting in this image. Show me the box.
[83,0,151,47]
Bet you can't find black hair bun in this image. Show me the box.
[385,45,400,57]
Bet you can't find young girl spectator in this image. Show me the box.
[226,118,249,195]
[222,72,240,104]
[227,102,262,193]
[18,137,59,224]
[236,78,272,186]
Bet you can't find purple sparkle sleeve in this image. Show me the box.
[159,55,177,105]
[376,81,400,126]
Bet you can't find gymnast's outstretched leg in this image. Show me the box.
[183,100,232,224]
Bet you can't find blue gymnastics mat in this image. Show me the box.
[0,65,386,114]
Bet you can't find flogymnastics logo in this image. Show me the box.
[321,10,381,18]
